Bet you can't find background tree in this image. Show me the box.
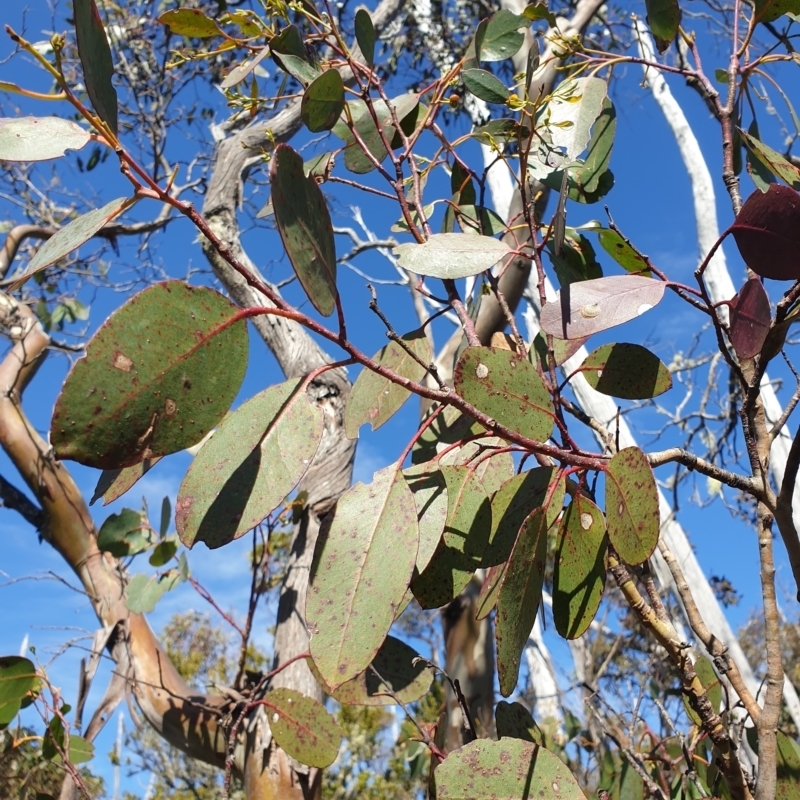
[1,0,800,799]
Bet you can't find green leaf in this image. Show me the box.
[394,233,511,280]
[546,98,616,204]
[308,465,418,688]
[476,562,506,620]
[75,0,118,134]
[62,734,94,765]
[158,8,224,37]
[96,508,150,557]
[0,657,39,727]
[462,68,510,104]
[495,700,543,744]
[605,446,660,565]
[404,463,448,575]
[450,161,477,204]
[176,379,324,549]
[541,77,607,163]
[435,739,586,799]
[43,716,95,764]
[739,128,800,190]
[683,655,722,725]
[496,507,548,696]
[553,493,607,639]
[90,458,161,506]
[264,688,342,768]
[0,117,91,162]
[12,197,130,287]
[411,465,491,609]
[345,329,431,438]
[271,25,320,84]
[51,282,248,469]
[125,560,188,613]
[309,636,434,706]
[521,3,557,26]
[753,0,800,24]
[645,0,681,51]
[412,406,482,466]
[331,94,421,174]
[486,468,563,568]
[453,347,555,443]
[271,144,338,316]
[454,205,507,236]
[480,10,527,62]
[578,343,671,400]
[546,228,602,287]
[776,730,800,797]
[159,496,171,538]
[149,537,178,567]
[301,70,345,133]
[595,227,652,276]
[472,118,529,145]
[354,9,376,66]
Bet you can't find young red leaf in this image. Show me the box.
[730,278,771,359]
[731,184,800,280]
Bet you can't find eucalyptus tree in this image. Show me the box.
[1,0,800,799]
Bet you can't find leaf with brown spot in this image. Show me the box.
[496,508,548,696]
[51,282,248,469]
[308,636,434,706]
[307,464,418,689]
[553,494,607,639]
[176,379,324,549]
[263,688,341,768]
[411,465,491,609]
[604,446,659,565]
[435,738,586,799]
[454,347,555,443]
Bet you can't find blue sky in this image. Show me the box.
[1,0,799,795]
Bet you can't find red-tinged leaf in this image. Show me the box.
[496,507,548,696]
[271,144,338,316]
[739,129,800,190]
[158,8,224,37]
[435,739,586,800]
[51,282,248,469]
[404,463,448,575]
[90,458,161,506]
[11,197,129,287]
[577,343,672,399]
[553,494,607,639]
[345,329,431,438]
[301,69,346,133]
[605,447,660,565]
[730,278,771,359]
[540,275,666,340]
[411,465,491,609]
[308,636,434,706]
[176,379,324,549]
[0,117,91,162]
[731,184,800,281]
[307,465,418,688]
[263,688,341,768]
[454,347,555,443]
[74,0,118,134]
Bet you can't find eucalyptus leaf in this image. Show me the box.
[75,0,118,134]
[0,117,91,162]
[394,233,510,280]
[577,343,672,399]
